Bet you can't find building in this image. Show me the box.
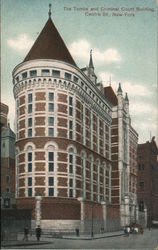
[137,137,158,227]
[104,84,138,226]
[1,102,16,208]
[12,9,138,232]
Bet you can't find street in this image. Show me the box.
[3,229,158,249]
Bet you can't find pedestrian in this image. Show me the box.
[23,226,29,241]
[35,225,41,241]
[127,226,130,236]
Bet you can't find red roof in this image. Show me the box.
[24,18,77,66]
[104,86,118,106]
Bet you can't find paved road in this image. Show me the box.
[3,229,158,249]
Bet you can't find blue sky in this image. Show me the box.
[1,0,158,143]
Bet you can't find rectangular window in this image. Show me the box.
[49,103,54,112]
[69,178,73,187]
[28,177,32,186]
[6,175,10,183]
[49,92,54,101]
[22,72,27,79]
[28,152,32,162]
[49,152,54,161]
[69,107,73,116]
[52,70,60,77]
[28,93,32,103]
[69,96,73,106]
[49,117,54,126]
[41,69,50,76]
[73,76,78,83]
[65,72,71,80]
[28,188,32,197]
[28,163,32,172]
[69,189,73,197]
[49,128,54,136]
[69,154,73,173]
[16,76,19,83]
[28,118,32,127]
[49,177,54,186]
[49,188,54,196]
[28,104,32,113]
[69,120,73,139]
[28,128,32,137]
[30,70,37,77]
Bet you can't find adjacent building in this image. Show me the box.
[137,137,158,227]
[1,102,16,208]
[12,10,138,232]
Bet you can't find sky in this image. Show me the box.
[1,0,158,143]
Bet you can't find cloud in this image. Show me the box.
[69,39,121,65]
[7,34,34,51]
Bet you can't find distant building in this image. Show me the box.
[12,9,138,232]
[1,102,16,208]
[137,137,158,227]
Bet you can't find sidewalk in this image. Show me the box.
[1,230,124,248]
[63,230,124,240]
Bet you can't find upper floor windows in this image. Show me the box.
[28,93,32,103]
[30,70,37,77]
[28,152,32,172]
[49,92,54,113]
[41,69,50,76]
[69,96,73,116]
[52,70,60,77]
[73,76,78,83]
[22,72,27,79]
[28,177,32,197]
[48,117,54,136]
[48,152,54,172]
[65,72,72,81]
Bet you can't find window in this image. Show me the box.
[28,104,32,113]
[48,152,54,171]
[69,96,73,116]
[49,177,54,186]
[16,76,19,83]
[48,177,54,196]
[49,103,54,112]
[52,70,60,77]
[48,117,54,136]
[28,118,32,127]
[28,128,32,137]
[28,152,32,172]
[22,72,27,79]
[49,92,54,112]
[28,188,32,197]
[139,201,144,212]
[28,93,32,103]
[6,175,10,183]
[69,120,73,139]
[65,72,71,80]
[30,70,37,77]
[41,69,50,76]
[28,177,32,186]
[69,178,73,197]
[49,117,54,126]
[49,93,54,101]
[73,76,78,83]
[139,182,144,189]
[69,154,73,173]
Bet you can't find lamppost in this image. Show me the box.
[91,202,94,237]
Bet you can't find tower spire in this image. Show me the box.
[89,49,94,69]
[48,3,52,18]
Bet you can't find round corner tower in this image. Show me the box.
[13,12,113,232]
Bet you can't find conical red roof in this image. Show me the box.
[24,17,77,66]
